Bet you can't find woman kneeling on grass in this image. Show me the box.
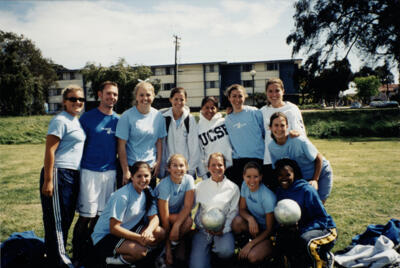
[190,152,240,268]
[274,158,337,268]
[231,162,276,265]
[269,112,333,203]
[155,154,195,266]
[90,161,165,266]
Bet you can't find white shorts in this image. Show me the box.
[78,169,116,217]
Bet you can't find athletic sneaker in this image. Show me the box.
[105,256,136,267]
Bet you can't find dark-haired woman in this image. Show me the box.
[274,158,336,268]
[90,161,165,266]
[260,78,306,189]
[197,96,233,179]
[268,112,333,203]
[159,87,200,178]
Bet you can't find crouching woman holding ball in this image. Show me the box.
[274,158,337,268]
[89,161,165,266]
[189,152,240,268]
[231,162,276,265]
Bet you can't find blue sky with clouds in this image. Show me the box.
[0,0,298,69]
[2,0,397,83]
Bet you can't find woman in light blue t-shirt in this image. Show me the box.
[268,112,333,203]
[231,162,276,265]
[40,85,86,267]
[224,84,265,186]
[91,161,165,266]
[116,81,167,188]
[155,154,195,266]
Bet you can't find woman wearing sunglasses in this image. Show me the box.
[39,85,86,267]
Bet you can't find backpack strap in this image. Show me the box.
[165,115,190,134]
[184,116,190,133]
[165,116,172,134]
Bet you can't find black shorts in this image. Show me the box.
[91,218,146,264]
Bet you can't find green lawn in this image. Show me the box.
[1,138,399,253]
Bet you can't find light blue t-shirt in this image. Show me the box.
[80,108,119,171]
[116,106,167,166]
[225,106,265,159]
[91,183,158,245]
[154,174,195,214]
[269,136,329,180]
[47,111,86,170]
[240,181,276,228]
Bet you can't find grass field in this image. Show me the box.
[1,138,399,253]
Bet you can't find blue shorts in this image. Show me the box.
[316,161,333,201]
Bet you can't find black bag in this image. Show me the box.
[1,231,46,268]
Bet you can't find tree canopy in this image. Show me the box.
[287,0,400,73]
[0,30,57,116]
[295,59,353,104]
[81,59,156,113]
[354,76,381,104]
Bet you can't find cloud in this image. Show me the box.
[0,0,293,68]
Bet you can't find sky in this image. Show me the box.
[0,0,397,82]
[0,0,299,69]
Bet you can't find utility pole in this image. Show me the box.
[173,35,181,87]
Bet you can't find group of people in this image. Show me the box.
[40,78,336,268]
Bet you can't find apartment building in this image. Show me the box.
[150,59,301,109]
[48,59,301,113]
[48,69,95,113]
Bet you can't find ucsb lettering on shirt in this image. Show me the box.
[198,125,228,146]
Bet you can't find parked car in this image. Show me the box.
[350,102,362,109]
[369,101,399,108]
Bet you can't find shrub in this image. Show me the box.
[303,108,399,138]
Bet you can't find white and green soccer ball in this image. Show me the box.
[274,199,301,225]
[201,207,226,232]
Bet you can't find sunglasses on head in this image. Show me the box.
[66,97,86,102]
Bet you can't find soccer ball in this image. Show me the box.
[274,199,301,225]
[201,207,226,232]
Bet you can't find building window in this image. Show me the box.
[205,64,218,73]
[49,103,62,112]
[243,80,253,87]
[49,89,56,96]
[155,68,165,76]
[266,62,278,71]
[206,81,219,89]
[70,72,75,80]
[163,83,174,91]
[166,67,175,75]
[242,64,253,72]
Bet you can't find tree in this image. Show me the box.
[319,59,353,106]
[354,76,381,104]
[81,59,155,113]
[354,66,377,78]
[287,0,400,73]
[297,59,353,105]
[374,60,395,99]
[0,30,57,116]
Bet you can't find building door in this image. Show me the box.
[219,64,241,109]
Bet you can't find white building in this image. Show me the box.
[48,69,94,113]
[48,59,301,113]
[151,59,301,109]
